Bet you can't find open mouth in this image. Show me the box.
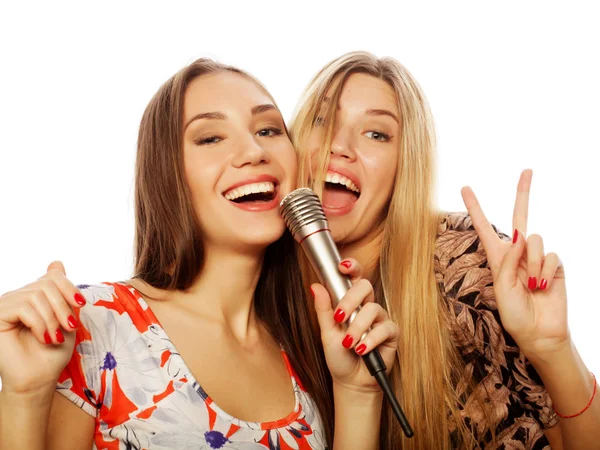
[323,172,360,211]
[223,181,278,204]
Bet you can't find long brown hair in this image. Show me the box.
[133,58,333,444]
[290,52,492,449]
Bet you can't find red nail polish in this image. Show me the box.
[356,343,367,355]
[44,331,52,345]
[528,276,537,290]
[342,335,353,348]
[512,229,518,244]
[68,315,79,329]
[540,278,548,290]
[56,329,65,343]
[310,286,315,298]
[334,309,345,323]
[75,293,86,306]
[340,260,352,269]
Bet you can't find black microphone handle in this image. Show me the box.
[364,350,414,438]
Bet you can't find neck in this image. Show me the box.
[177,243,266,341]
[338,225,384,283]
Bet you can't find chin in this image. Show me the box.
[238,224,286,249]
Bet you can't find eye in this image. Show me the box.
[256,127,284,137]
[195,135,223,145]
[364,131,390,142]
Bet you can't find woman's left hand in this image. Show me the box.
[311,258,399,392]
[461,169,570,362]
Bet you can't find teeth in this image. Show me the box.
[224,181,275,201]
[325,172,359,193]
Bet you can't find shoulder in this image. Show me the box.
[435,212,510,300]
[72,282,153,344]
[434,213,511,359]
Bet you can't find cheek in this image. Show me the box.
[363,149,398,199]
[307,129,324,156]
[277,145,299,188]
[183,149,220,203]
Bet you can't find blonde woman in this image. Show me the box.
[290,51,599,449]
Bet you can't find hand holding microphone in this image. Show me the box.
[280,188,414,438]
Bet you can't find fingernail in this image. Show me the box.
[310,286,315,298]
[540,278,548,290]
[334,309,345,323]
[356,343,367,355]
[512,229,518,244]
[56,329,65,343]
[67,315,79,329]
[44,331,52,345]
[342,335,353,348]
[75,293,86,306]
[528,276,537,290]
[340,260,352,269]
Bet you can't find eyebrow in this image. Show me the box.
[321,97,400,124]
[184,103,278,130]
[366,108,400,124]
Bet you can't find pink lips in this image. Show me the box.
[222,174,281,212]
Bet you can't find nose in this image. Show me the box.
[232,134,271,168]
[330,126,356,162]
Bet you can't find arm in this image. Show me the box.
[0,388,52,449]
[332,385,383,450]
[0,389,94,450]
[532,342,599,450]
[311,260,400,450]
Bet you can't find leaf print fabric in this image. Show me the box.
[436,212,559,449]
[57,283,327,450]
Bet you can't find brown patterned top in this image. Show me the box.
[435,212,559,449]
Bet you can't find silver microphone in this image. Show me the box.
[280,187,413,438]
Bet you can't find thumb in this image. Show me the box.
[497,229,526,287]
[311,283,337,338]
[47,260,66,275]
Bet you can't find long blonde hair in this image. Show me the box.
[290,52,488,449]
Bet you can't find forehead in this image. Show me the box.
[335,73,399,115]
[184,72,273,118]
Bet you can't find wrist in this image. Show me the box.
[524,337,575,369]
[0,384,55,408]
[333,382,383,405]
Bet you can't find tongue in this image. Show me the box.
[322,185,357,209]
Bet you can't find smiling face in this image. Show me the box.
[182,72,297,252]
[307,73,400,245]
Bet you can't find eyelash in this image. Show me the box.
[256,127,284,138]
[196,135,222,145]
[194,127,284,146]
[364,130,391,142]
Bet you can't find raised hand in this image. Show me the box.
[0,262,85,394]
[461,169,569,361]
[311,258,399,391]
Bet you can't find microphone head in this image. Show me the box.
[279,188,330,243]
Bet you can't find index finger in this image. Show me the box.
[42,269,86,308]
[461,186,499,252]
[512,169,532,236]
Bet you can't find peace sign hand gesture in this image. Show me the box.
[461,169,570,362]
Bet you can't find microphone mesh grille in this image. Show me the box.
[279,188,327,237]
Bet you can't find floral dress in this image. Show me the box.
[57,282,327,450]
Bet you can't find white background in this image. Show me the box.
[0,1,598,392]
